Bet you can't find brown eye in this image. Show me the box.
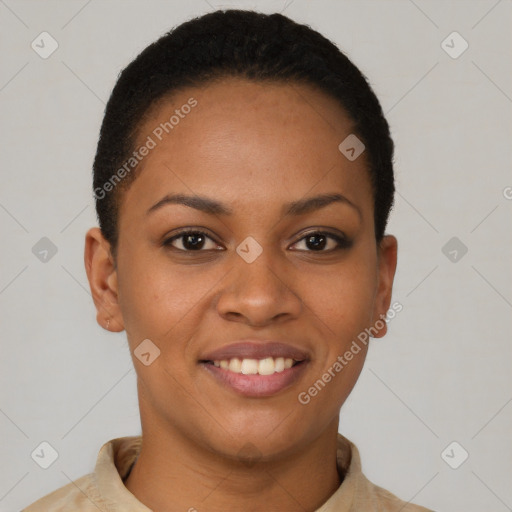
[290,231,351,252]
[163,230,221,251]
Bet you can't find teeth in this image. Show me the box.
[258,357,275,375]
[228,358,242,373]
[241,358,259,375]
[213,357,295,375]
[212,356,299,375]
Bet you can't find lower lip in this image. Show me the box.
[200,361,308,398]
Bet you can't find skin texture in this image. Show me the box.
[84,77,397,512]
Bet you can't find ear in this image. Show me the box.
[84,227,125,332]
[371,235,398,338]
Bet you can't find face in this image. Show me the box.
[86,77,397,461]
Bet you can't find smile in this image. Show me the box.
[208,356,300,375]
[199,340,310,397]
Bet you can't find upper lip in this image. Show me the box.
[200,339,310,362]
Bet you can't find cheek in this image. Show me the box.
[116,245,221,345]
[302,252,378,339]
[294,255,376,424]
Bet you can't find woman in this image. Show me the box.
[24,9,433,511]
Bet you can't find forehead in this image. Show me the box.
[120,77,373,222]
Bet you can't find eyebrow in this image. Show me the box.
[146,192,361,219]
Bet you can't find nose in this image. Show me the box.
[215,247,303,327]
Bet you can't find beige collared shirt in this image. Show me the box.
[22,434,433,511]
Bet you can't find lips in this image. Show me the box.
[199,340,310,397]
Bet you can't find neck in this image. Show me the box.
[124,413,342,512]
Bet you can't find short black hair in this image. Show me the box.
[93,9,394,260]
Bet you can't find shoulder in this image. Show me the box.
[335,434,434,512]
[21,435,142,511]
[21,473,107,512]
[362,479,434,511]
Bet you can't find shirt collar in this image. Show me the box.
[94,433,360,511]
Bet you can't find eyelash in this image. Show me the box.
[162,229,352,253]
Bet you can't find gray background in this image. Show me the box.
[1,1,511,510]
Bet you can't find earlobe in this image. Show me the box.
[84,227,125,332]
[371,234,398,339]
